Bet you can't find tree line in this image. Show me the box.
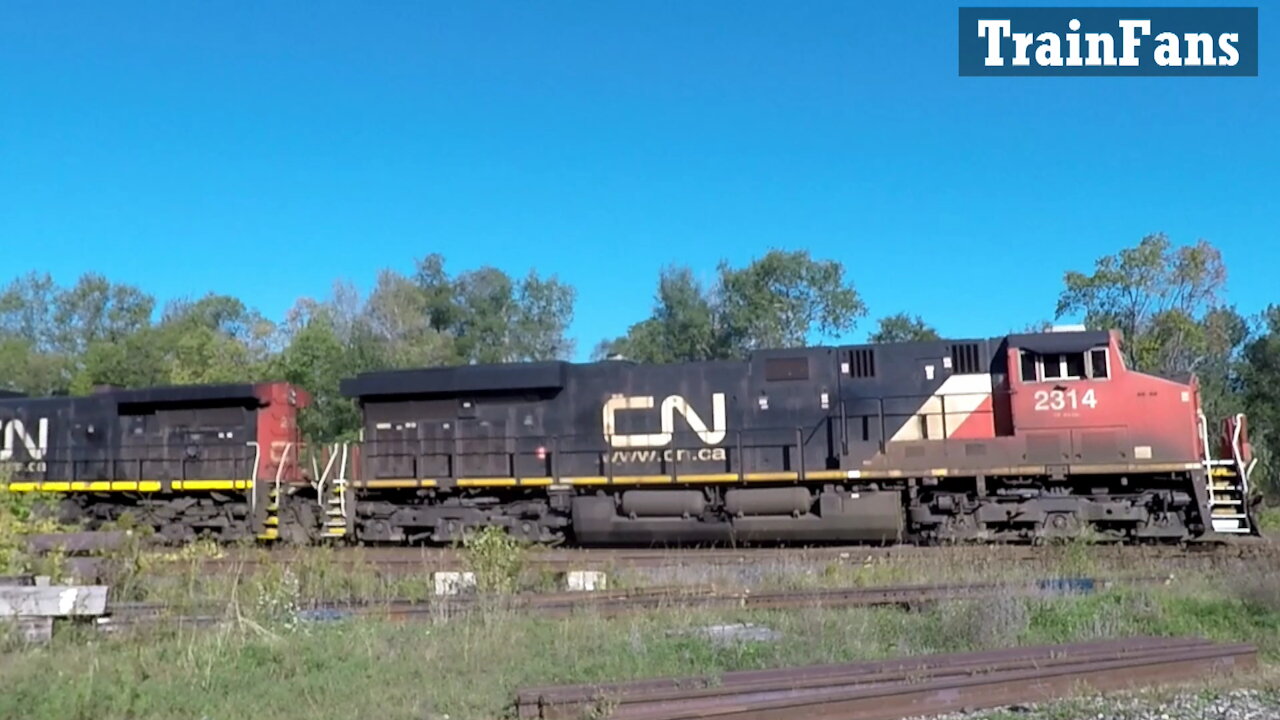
[3,235,1278,497]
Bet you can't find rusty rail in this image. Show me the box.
[514,637,1256,720]
[368,575,1169,621]
[103,576,1166,629]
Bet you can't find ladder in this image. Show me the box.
[317,443,351,540]
[1200,413,1257,535]
[1207,466,1251,533]
[256,443,293,542]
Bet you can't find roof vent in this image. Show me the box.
[1049,324,1087,333]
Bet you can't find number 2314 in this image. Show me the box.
[1033,388,1097,411]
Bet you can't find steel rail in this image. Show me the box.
[514,638,1257,720]
[515,636,1216,709]
[101,576,1169,629]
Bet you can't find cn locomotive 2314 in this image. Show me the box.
[0,328,1260,546]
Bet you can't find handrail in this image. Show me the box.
[1230,413,1253,498]
[246,441,261,511]
[314,443,340,496]
[335,443,350,520]
[1197,410,1213,465]
[273,442,294,508]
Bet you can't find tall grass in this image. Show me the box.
[2,581,1277,720]
[1259,505,1280,534]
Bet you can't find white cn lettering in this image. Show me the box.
[0,418,49,461]
[603,394,727,448]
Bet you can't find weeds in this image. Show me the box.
[460,525,527,594]
[2,581,1277,720]
[248,565,304,632]
[0,475,76,579]
[1259,505,1280,534]
[1231,572,1280,615]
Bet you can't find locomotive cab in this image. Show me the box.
[1006,329,1204,469]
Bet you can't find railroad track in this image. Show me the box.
[514,636,1257,720]
[27,531,1278,579]
[101,575,1167,629]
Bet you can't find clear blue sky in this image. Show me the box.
[2,1,1275,360]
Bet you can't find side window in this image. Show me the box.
[1021,348,1109,382]
[1065,352,1086,379]
[1041,353,1064,380]
[1019,351,1038,382]
[1088,348,1109,379]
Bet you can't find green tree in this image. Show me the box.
[869,313,940,343]
[598,266,720,362]
[1241,306,1280,498]
[0,272,156,393]
[717,250,865,353]
[413,254,575,363]
[72,329,172,393]
[271,304,369,441]
[0,273,74,393]
[51,273,155,357]
[364,269,454,368]
[602,251,865,362]
[1055,233,1229,377]
[0,337,72,395]
[159,294,276,384]
[0,272,59,349]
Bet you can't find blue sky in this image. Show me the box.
[1,1,1275,360]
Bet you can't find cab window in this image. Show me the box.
[1020,347,1110,382]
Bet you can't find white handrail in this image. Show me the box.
[274,442,294,511]
[246,441,261,511]
[334,443,350,521]
[1230,413,1252,498]
[314,444,339,497]
[1197,410,1214,467]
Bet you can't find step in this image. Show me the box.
[1212,520,1250,533]
[322,528,347,537]
[1210,500,1243,506]
[1211,467,1240,476]
[257,528,280,540]
[324,519,347,528]
[264,517,279,527]
[1211,511,1247,518]
[326,508,345,516]
[266,503,279,512]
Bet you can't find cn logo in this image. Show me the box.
[0,417,49,462]
[602,393,727,449]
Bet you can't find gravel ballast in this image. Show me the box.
[908,688,1280,720]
